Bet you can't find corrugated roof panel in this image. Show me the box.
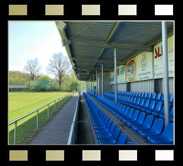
[59,21,174,80]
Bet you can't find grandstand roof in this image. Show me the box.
[56,21,173,81]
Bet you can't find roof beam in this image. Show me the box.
[89,22,121,73]
[73,58,125,65]
[71,40,153,51]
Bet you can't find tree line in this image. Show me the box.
[9,53,80,91]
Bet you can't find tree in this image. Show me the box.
[47,53,73,89]
[24,58,41,80]
[40,76,52,81]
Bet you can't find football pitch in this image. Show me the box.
[9,91,72,144]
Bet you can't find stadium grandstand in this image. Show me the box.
[41,21,174,145]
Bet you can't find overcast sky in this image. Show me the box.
[8,21,68,78]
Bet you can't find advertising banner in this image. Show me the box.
[154,35,174,78]
[136,52,153,81]
[30,80,52,90]
[117,65,126,83]
[126,57,137,82]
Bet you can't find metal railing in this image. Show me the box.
[9,94,71,145]
[67,95,80,144]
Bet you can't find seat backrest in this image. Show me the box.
[106,120,113,130]
[139,98,145,106]
[143,99,151,108]
[136,112,146,124]
[151,118,164,134]
[148,100,156,110]
[109,123,117,134]
[140,92,144,98]
[132,97,137,104]
[161,123,173,143]
[169,94,174,103]
[142,115,154,128]
[160,94,164,102]
[151,93,156,100]
[155,93,162,101]
[135,98,141,105]
[104,117,110,125]
[147,93,152,99]
[170,106,174,117]
[116,134,127,144]
[131,110,140,121]
[111,128,121,143]
[120,105,126,115]
[123,107,130,116]
[127,108,134,118]
[137,93,141,98]
[154,101,163,112]
[143,93,148,98]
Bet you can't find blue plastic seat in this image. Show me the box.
[151,101,163,116]
[146,100,156,114]
[140,99,150,112]
[127,112,146,128]
[146,93,152,99]
[159,104,172,119]
[125,110,140,127]
[121,108,134,123]
[93,116,109,129]
[160,94,164,102]
[98,128,121,144]
[155,93,161,101]
[140,93,144,98]
[132,115,154,132]
[96,123,117,139]
[143,93,148,99]
[147,123,173,144]
[135,98,145,109]
[119,107,130,120]
[116,134,127,144]
[138,118,164,138]
[169,94,174,105]
[151,93,156,100]
[95,120,113,134]
[170,106,174,122]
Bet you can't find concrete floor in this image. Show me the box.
[29,94,79,145]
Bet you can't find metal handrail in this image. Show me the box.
[9,94,71,145]
[67,95,80,144]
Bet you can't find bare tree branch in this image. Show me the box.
[24,58,42,80]
[47,53,73,89]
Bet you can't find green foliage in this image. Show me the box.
[9,71,80,92]
[40,76,51,80]
[69,77,80,90]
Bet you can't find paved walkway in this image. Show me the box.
[29,94,79,145]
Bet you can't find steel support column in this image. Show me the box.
[114,48,118,103]
[162,21,170,127]
[101,64,104,97]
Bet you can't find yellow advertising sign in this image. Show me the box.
[154,35,174,78]
[126,57,137,82]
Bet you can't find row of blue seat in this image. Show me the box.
[94,95,173,144]
[110,91,174,103]
[83,92,135,145]
[104,92,173,122]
